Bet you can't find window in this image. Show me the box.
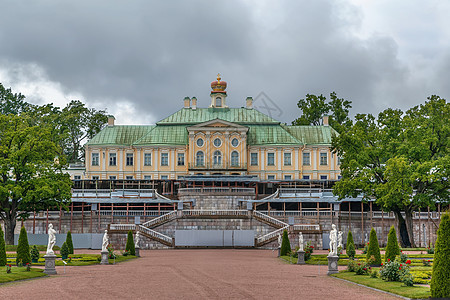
[231,151,239,166]
[161,153,168,166]
[92,176,99,180]
[231,138,239,147]
[109,176,116,180]
[303,152,310,166]
[160,175,168,180]
[302,175,310,180]
[74,176,81,180]
[196,151,204,166]
[126,176,134,180]
[320,152,328,165]
[213,138,222,147]
[91,153,99,166]
[109,153,116,166]
[177,153,185,166]
[196,138,204,147]
[144,153,152,166]
[213,150,222,166]
[144,175,152,180]
[126,153,133,166]
[284,175,292,180]
[320,175,328,180]
[338,175,342,180]
[216,97,222,107]
[267,152,275,166]
[250,153,258,166]
[267,175,275,180]
[284,152,291,166]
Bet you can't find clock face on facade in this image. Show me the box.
[196,138,204,147]
[213,138,222,147]
[231,138,239,147]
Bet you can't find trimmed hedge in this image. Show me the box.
[346,230,356,259]
[16,226,31,265]
[0,226,6,266]
[126,230,135,256]
[385,225,400,262]
[60,242,69,259]
[280,230,291,256]
[366,228,381,265]
[431,212,450,298]
[66,231,74,254]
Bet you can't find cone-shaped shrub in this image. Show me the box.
[66,231,74,254]
[60,242,69,259]
[431,212,450,298]
[366,228,381,265]
[346,230,356,259]
[16,226,31,265]
[385,225,400,262]
[126,230,135,255]
[280,229,291,256]
[0,226,6,266]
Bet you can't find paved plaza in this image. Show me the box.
[0,250,397,299]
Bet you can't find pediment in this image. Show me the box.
[187,119,248,132]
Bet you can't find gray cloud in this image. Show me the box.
[0,0,448,125]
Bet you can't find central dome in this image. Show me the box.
[211,73,227,94]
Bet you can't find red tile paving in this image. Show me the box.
[0,249,398,300]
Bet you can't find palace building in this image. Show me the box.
[81,75,340,181]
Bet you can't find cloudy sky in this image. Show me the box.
[0,0,449,125]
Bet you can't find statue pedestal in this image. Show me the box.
[277,247,281,257]
[44,254,57,275]
[100,251,109,265]
[297,250,305,264]
[135,247,140,257]
[327,255,339,275]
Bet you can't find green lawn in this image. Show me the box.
[332,271,430,299]
[6,254,137,266]
[0,266,46,284]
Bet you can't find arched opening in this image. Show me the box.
[196,151,204,166]
[213,150,222,166]
[231,151,239,166]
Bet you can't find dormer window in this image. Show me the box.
[216,97,222,107]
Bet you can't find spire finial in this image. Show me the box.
[217,73,221,82]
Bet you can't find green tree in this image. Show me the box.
[366,228,381,265]
[66,231,74,254]
[126,230,135,256]
[280,230,291,256]
[0,225,6,266]
[0,113,73,244]
[60,242,69,259]
[333,96,450,247]
[431,212,450,298]
[16,226,31,265]
[385,226,400,262]
[346,230,356,259]
[0,83,30,115]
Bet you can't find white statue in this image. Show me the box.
[298,232,304,252]
[135,231,140,248]
[46,223,57,255]
[102,230,109,252]
[338,231,344,249]
[328,224,338,256]
[278,233,282,248]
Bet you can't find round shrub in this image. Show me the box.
[280,229,291,256]
[66,231,74,254]
[366,228,381,265]
[125,230,135,256]
[431,212,450,298]
[346,230,356,259]
[385,225,400,262]
[16,226,31,265]
[0,225,6,266]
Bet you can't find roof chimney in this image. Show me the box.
[191,97,197,110]
[107,115,115,127]
[323,115,329,126]
[184,97,191,108]
[246,97,253,109]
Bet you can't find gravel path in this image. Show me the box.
[0,249,398,300]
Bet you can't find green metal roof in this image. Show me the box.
[247,125,301,145]
[133,126,188,146]
[157,108,280,125]
[284,125,338,145]
[86,126,153,146]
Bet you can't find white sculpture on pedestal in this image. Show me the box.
[135,231,140,248]
[298,232,304,251]
[102,230,109,252]
[338,231,344,249]
[278,233,282,248]
[46,223,57,255]
[328,224,338,256]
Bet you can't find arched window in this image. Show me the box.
[231,151,239,166]
[196,151,204,166]
[213,150,222,166]
[215,97,222,107]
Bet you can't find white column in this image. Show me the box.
[119,149,123,179]
[295,148,299,179]
[136,148,141,179]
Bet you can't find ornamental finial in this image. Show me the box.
[217,73,221,82]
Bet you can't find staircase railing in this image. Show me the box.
[182,210,250,217]
[255,226,289,246]
[137,225,173,246]
[253,210,288,228]
[142,210,177,228]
